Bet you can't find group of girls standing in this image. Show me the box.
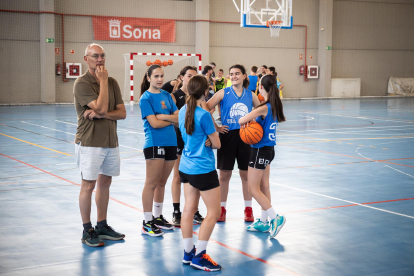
[138,63,286,272]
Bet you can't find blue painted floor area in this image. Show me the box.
[0,98,414,276]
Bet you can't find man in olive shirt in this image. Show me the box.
[74,43,126,247]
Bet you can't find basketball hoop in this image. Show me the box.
[266,21,283,38]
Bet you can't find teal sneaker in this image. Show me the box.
[247,219,270,232]
[95,225,125,241]
[81,229,104,247]
[269,215,286,239]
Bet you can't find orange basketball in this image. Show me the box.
[146,61,152,66]
[168,59,173,65]
[240,121,263,145]
[163,60,168,67]
[258,93,265,101]
[154,59,161,65]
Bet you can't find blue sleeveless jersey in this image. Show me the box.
[220,86,253,131]
[251,103,278,148]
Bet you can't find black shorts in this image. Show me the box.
[249,146,275,170]
[175,127,185,156]
[179,170,220,191]
[217,129,251,171]
[143,146,177,161]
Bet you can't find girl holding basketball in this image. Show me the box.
[170,66,205,226]
[179,75,222,271]
[239,74,286,238]
[139,64,178,237]
[206,64,260,222]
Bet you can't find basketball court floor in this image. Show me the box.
[0,97,414,276]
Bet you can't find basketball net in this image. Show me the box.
[268,21,282,38]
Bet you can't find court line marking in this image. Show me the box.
[0,152,300,275]
[280,124,414,133]
[55,119,145,135]
[0,152,143,212]
[22,121,142,151]
[0,132,71,156]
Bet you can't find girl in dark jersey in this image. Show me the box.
[170,66,205,226]
[206,64,260,223]
[239,74,286,238]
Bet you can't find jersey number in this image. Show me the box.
[269,123,277,141]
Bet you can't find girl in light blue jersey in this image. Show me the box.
[207,64,260,223]
[239,74,286,239]
[179,75,222,271]
[139,64,179,237]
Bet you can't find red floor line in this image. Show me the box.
[0,152,299,273]
[191,231,301,276]
[0,152,143,212]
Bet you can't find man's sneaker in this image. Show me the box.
[154,215,174,230]
[81,229,104,247]
[193,211,204,224]
[141,220,164,237]
[246,219,270,232]
[182,245,196,265]
[95,225,125,240]
[269,215,286,239]
[244,207,254,222]
[217,206,226,222]
[172,211,181,226]
[190,250,222,271]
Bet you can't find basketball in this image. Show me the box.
[146,61,152,66]
[154,59,161,65]
[229,103,248,119]
[258,93,264,101]
[240,121,263,145]
[163,60,168,67]
[168,59,173,65]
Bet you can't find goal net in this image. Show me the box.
[124,53,202,105]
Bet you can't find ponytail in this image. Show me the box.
[229,64,250,89]
[185,75,209,135]
[140,64,161,97]
[259,75,286,123]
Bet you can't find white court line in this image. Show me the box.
[22,121,142,151]
[279,124,414,133]
[55,120,145,135]
[286,115,315,122]
[302,113,414,124]
[233,172,414,219]
[356,146,414,180]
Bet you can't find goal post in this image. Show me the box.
[124,52,202,106]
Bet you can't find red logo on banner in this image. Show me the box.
[92,16,175,43]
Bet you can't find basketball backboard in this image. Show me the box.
[233,0,293,29]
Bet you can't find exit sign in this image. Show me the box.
[326,46,332,50]
[46,38,54,43]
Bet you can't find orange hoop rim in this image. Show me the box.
[266,21,283,27]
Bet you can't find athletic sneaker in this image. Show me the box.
[172,210,181,226]
[246,219,270,232]
[217,206,226,222]
[182,245,196,265]
[269,215,286,239]
[244,207,254,222]
[154,215,174,230]
[193,211,204,224]
[81,229,104,247]
[95,225,125,240]
[191,250,222,271]
[141,220,164,237]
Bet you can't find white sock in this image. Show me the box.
[245,200,252,208]
[196,240,208,255]
[153,202,163,218]
[144,212,153,223]
[261,209,268,222]
[183,237,194,253]
[221,202,226,208]
[266,207,277,220]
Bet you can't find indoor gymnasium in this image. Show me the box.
[0,0,414,275]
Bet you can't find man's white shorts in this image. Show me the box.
[75,143,120,181]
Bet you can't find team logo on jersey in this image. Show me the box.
[161,100,167,109]
[227,103,248,124]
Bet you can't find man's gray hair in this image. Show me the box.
[85,43,104,56]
